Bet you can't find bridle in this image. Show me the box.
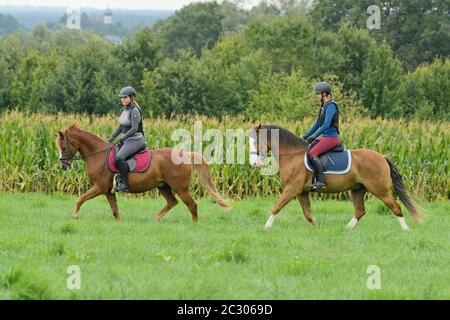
[250,151,267,157]
[59,132,82,167]
[59,132,110,168]
[250,130,308,160]
[250,149,304,159]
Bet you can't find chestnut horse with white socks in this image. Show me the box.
[249,124,423,230]
[56,125,229,222]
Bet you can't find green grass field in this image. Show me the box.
[0,192,448,300]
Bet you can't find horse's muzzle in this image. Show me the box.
[249,154,263,167]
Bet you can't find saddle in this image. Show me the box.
[304,142,352,174]
[108,145,152,173]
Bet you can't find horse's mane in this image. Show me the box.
[260,124,307,149]
[62,124,80,134]
[64,123,105,143]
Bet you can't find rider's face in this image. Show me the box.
[121,96,131,106]
[315,92,331,103]
[315,92,322,102]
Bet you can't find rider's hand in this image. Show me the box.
[306,136,315,144]
[115,140,123,148]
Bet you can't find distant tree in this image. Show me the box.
[311,23,376,94]
[0,30,30,109]
[246,70,316,120]
[3,27,125,114]
[0,13,21,36]
[114,27,163,90]
[361,42,403,117]
[154,1,224,58]
[243,13,314,73]
[398,58,450,120]
[247,0,281,20]
[309,0,450,69]
[219,0,251,35]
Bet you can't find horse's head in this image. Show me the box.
[249,124,308,167]
[56,128,80,170]
[249,124,272,167]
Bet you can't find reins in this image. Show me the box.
[250,149,306,159]
[59,132,111,168]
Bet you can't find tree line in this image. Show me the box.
[0,0,448,120]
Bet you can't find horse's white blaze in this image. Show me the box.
[346,217,358,229]
[59,150,62,159]
[264,214,276,228]
[249,135,261,166]
[249,154,260,166]
[397,217,409,230]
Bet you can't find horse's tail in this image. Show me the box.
[190,152,230,208]
[385,157,423,223]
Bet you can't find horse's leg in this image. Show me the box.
[379,193,409,230]
[155,185,178,221]
[297,192,316,225]
[365,181,409,230]
[72,185,103,219]
[173,188,198,223]
[265,186,297,229]
[346,189,367,229]
[105,192,121,221]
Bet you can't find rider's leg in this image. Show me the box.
[116,158,130,192]
[308,137,340,188]
[116,140,145,192]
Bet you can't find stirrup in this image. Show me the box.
[111,174,118,193]
[310,176,327,190]
[111,174,123,193]
[117,183,129,192]
[311,180,327,190]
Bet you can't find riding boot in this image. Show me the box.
[310,156,327,189]
[117,160,130,192]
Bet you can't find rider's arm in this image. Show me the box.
[119,107,141,142]
[303,116,320,139]
[311,104,337,139]
[108,125,122,142]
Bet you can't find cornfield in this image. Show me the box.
[0,109,448,200]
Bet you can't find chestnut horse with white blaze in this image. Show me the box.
[249,124,423,230]
[56,125,229,222]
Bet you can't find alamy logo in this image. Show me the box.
[366,265,381,289]
[66,7,81,30]
[66,265,81,290]
[170,121,280,175]
[367,5,381,30]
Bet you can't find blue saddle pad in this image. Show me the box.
[304,149,352,174]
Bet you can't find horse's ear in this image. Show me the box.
[58,131,64,139]
[257,124,262,130]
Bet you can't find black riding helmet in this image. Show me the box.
[118,86,137,98]
[314,81,332,94]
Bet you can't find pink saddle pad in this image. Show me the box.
[108,148,152,173]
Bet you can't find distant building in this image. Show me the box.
[104,7,112,24]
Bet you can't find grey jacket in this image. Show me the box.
[108,102,145,143]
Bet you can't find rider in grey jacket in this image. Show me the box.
[108,86,146,192]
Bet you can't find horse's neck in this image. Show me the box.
[274,145,306,158]
[72,129,105,157]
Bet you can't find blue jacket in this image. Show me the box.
[304,102,339,139]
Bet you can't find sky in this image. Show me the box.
[0,0,260,10]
